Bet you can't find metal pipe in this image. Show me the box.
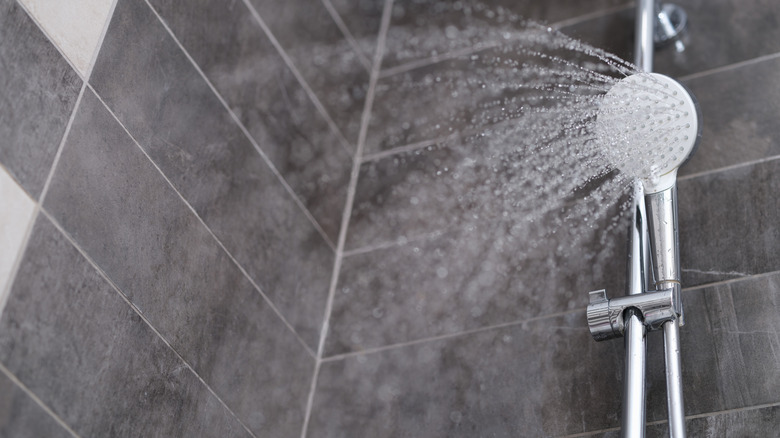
[634,0,656,72]
[664,320,686,438]
[622,182,648,438]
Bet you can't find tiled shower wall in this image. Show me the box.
[0,1,778,438]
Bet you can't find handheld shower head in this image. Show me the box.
[598,72,701,193]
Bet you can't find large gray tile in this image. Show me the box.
[311,273,780,436]
[148,0,352,241]
[678,158,780,286]
[247,0,369,145]
[383,0,631,69]
[678,55,780,177]
[90,0,334,349]
[0,216,250,437]
[588,405,780,437]
[43,88,314,436]
[0,0,82,198]
[0,370,71,438]
[328,206,626,355]
[561,0,780,78]
[313,309,626,437]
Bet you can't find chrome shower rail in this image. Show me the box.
[586,1,691,437]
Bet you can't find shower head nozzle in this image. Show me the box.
[598,72,701,193]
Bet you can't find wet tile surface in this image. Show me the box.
[148,0,352,242]
[90,0,334,349]
[247,0,369,145]
[560,0,780,78]
[678,55,780,177]
[678,158,780,286]
[43,88,314,436]
[329,213,625,355]
[0,0,82,198]
[383,0,631,70]
[0,216,250,437]
[0,369,71,438]
[312,273,780,436]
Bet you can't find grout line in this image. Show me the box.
[678,51,780,82]
[682,269,780,291]
[88,85,317,360]
[39,210,258,438]
[678,155,780,183]
[240,0,355,153]
[0,362,81,438]
[360,134,452,163]
[315,268,780,363]
[379,42,498,79]
[321,0,372,71]
[342,227,452,258]
[143,0,336,251]
[83,0,119,81]
[322,308,583,362]
[549,2,635,30]
[557,401,780,437]
[300,1,394,436]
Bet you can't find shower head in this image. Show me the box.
[598,72,701,193]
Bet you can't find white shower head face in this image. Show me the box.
[597,73,700,193]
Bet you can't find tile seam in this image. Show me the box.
[300,0,394,436]
[318,269,780,362]
[39,210,259,438]
[240,0,355,153]
[557,401,780,437]
[678,155,780,183]
[0,362,81,438]
[678,51,780,82]
[87,85,317,360]
[320,0,373,71]
[143,0,336,251]
[549,2,636,30]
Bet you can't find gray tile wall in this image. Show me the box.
[2,0,778,436]
[0,0,366,436]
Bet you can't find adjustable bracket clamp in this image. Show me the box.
[587,288,677,341]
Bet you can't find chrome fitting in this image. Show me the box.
[587,288,677,341]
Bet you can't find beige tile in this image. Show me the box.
[19,0,114,75]
[0,165,36,315]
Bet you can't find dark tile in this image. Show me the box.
[311,273,780,437]
[383,0,631,69]
[0,216,250,437]
[0,0,82,198]
[678,158,780,286]
[328,210,626,355]
[561,0,780,78]
[313,310,626,437]
[148,0,352,241]
[90,0,334,349]
[43,89,314,436]
[0,370,71,438]
[247,0,369,145]
[327,0,384,61]
[677,56,780,177]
